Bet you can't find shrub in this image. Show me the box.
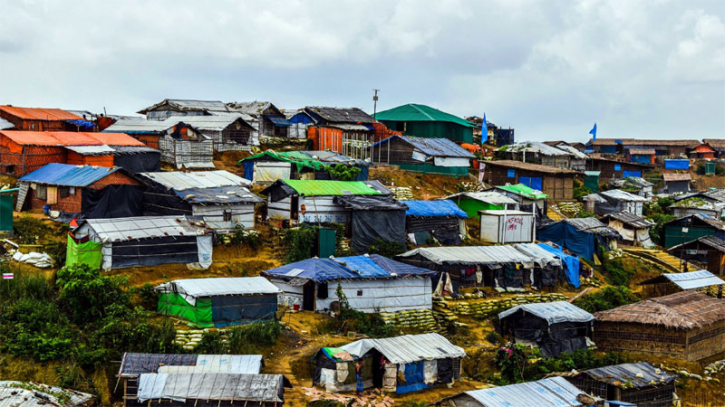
[366,237,406,258]
[601,257,634,287]
[573,286,639,313]
[283,226,319,262]
[12,216,52,245]
[648,213,676,245]
[131,283,158,311]
[56,264,131,325]
[485,330,501,345]
[327,164,361,181]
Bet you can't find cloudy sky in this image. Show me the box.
[1,0,723,141]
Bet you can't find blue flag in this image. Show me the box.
[589,123,597,141]
[482,113,488,144]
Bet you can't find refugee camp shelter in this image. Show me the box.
[372,103,475,143]
[639,270,725,298]
[587,138,699,158]
[305,106,375,160]
[89,132,161,173]
[132,374,286,407]
[626,148,656,164]
[227,101,290,138]
[240,150,369,184]
[404,200,468,246]
[314,333,465,394]
[68,216,212,271]
[0,381,94,406]
[668,236,725,275]
[583,171,600,192]
[0,105,87,131]
[0,117,14,130]
[369,135,474,177]
[662,214,725,248]
[514,242,581,288]
[537,218,620,261]
[498,301,593,357]
[479,210,535,244]
[334,196,408,253]
[609,176,654,198]
[688,143,717,159]
[165,115,258,151]
[671,195,725,218]
[139,170,261,232]
[262,254,434,313]
[445,191,517,219]
[155,277,280,327]
[601,211,654,247]
[261,179,390,224]
[498,141,579,170]
[703,139,725,158]
[285,109,318,139]
[482,160,576,201]
[16,163,143,217]
[583,189,647,216]
[138,98,233,120]
[662,172,692,194]
[593,291,725,361]
[493,184,549,216]
[396,245,535,292]
[565,362,677,407]
[437,377,596,407]
[118,352,269,407]
[586,157,653,182]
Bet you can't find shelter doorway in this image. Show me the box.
[291,196,299,220]
[303,281,315,311]
[371,349,384,388]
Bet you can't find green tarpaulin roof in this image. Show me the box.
[239,150,327,171]
[283,180,382,196]
[373,104,476,128]
[496,184,549,200]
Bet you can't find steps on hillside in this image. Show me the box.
[547,206,566,221]
[621,247,682,272]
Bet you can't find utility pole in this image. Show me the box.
[372,89,380,162]
[372,89,379,120]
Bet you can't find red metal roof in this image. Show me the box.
[0,106,82,121]
[87,132,145,146]
[0,131,140,146]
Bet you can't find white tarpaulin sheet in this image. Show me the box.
[340,333,465,364]
[155,277,280,306]
[254,161,291,184]
[157,355,263,374]
[315,277,432,313]
[137,373,283,403]
[141,170,251,189]
[398,245,533,266]
[465,377,585,407]
[77,216,209,242]
[196,235,213,269]
[433,156,471,167]
[498,301,594,324]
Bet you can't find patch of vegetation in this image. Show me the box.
[573,286,640,313]
[229,225,262,249]
[9,382,73,405]
[13,216,53,245]
[195,322,283,355]
[332,283,394,338]
[366,237,406,258]
[326,164,362,181]
[648,213,676,245]
[485,330,501,345]
[600,256,635,287]
[573,179,591,201]
[283,225,319,262]
[576,209,595,218]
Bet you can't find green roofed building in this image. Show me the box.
[155,277,280,328]
[239,150,369,184]
[445,191,518,219]
[373,104,475,143]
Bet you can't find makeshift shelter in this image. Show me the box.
[0,381,94,406]
[261,179,390,225]
[118,353,268,407]
[601,211,654,247]
[583,171,600,192]
[688,143,717,159]
[16,163,143,217]
[437,377,596,407]
[626,148,656,164]
[585,157,653,183]
[479,210,535,244]
[639,270,724,298]
[662,214,725,248]
[583,189,647,216]
[537,218,620,261]
[262,254,434,313]
[662,172,692,194]
[593,291,725,361]
[482,160,577,201]
[138,98,233,120]
[139,170,261,232]
[396,245,534,292]
[155,277,280,327]
[493,184,549,221]
[445,191,517,219]
[227,101,290,138]
[240,150,369,184]
[314,333,465,394]
[305,106,375,160]
[498,301,594,357]
[668,235,725,275]
[165,115,258,151]
[373,103,475,143]
[334,196,408,254]
[566,362,677,407]
[159,123,215,169]
[703,139,725,158]
[609,176,654,198]
[285,109,318,139]
[0,105,85,131]
[404,200,468,245]
[510,243,563,289]
[671,196,725,218]
[369,135,474,177]
[68,216,212,271]
[587,138,699,157]
[535,243,581,288]
[498,141,580,170]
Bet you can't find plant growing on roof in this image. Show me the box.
[326,163,361,181]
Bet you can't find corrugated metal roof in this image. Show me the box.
[581,362,676,388]
[484,160,578,174]
[155,277,280,298]
[404,200,468,218]
[138,99,231,115]
[0,381,94,406]
[103,119,172,133]
[445,191,517,205]
[600,189,648,202]
[0,117,13,130]
[371,135,475,158]
[228,101,278,116]
[513,243,561,268]
[174,186,263,204]
[397,245,533,265]
[556,144,589,159]
[119,353,262,376]
[306,106,374,124]
[140,170,251,189]
[495,184,549,200]
[340,333,465,364]
[603,211,653,228]
[373,104,475,127]
[501,141,571,156]
[670,235,725,253]
[328,123,372,131]
[65,145,116,155]
[663,172,692,181]
[640,270,725,290]
[463,377,585,407]
[79,216,209,242]
[628,148,656,155]
[174,114,256,131]
[0,105,82,121]
[499,301,593,324]
[281,180,383,196]
[136,373,282,403]
[19,163,121,187]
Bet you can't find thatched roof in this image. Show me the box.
[594,291,725,330]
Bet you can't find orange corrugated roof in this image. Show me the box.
[0,106,82,121]
[49,132,104,145]
[87,132,145,146]
[0,131,106,146]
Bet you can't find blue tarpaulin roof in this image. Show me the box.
[19,163,121,187]
[268,116,292,127]
[404,200,468,218]
[537,243,581,288]
[262,254,434,283]
[370,135,475,158]
[66,119,96,129]
[664,159,690,170]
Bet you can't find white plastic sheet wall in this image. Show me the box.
[192,203,255,231]
[479,212,535,244]
[316,277,432,313]
[254,162,292,184]
[299,196,350,224]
